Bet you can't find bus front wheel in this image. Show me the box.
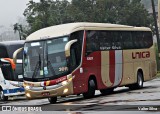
[0,89,8,101]
[83,79,96,99]
[48,97,57,104]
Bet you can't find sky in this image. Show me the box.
[0,0,40,28]
[0,0,71,28]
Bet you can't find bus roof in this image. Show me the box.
[0,40,24,46]
[0,40,25,58]
[26,22,151,41]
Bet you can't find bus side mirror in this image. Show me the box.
[13,47,23,64]
[65,39,77,57]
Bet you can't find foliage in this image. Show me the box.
[17,0,154,38]
[13,23,24,40]
[23,0,52,33]
[154,43,160,71]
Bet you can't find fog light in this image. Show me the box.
[62,81,68,86]
[63,88,68,94]
[26,93,31,98]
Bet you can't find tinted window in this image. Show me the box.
[86,31,99,55]
[122,32,133,49]
[98,31,122,50]
[98,31,112,50]
[132,32,142,48]
[143,31,153,48]
[85,30,153,53]
[132,31,153,49]
[111,31,122,50]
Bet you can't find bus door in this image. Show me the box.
[69,31,88,94]
[84,30,99,74]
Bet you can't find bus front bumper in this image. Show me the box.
[24,80,74,99]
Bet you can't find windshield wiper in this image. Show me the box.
[32,53,41,79]
[46,53,55,76]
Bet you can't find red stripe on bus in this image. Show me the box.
[44,81,46,86]
[49,80,56,85]
[43,76,67,86]
[109,50,115,84]
[119,50,124,85]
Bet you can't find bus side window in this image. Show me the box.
[132,32,138,48]
[122,32,133,49]
[143,32,153,48]
[137,32,144,48]
[99,31,111,51]
[112,31,122,50]
[86,31,99,55]
[133,31,146,49]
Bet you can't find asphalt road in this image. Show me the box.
[0,77,160,114]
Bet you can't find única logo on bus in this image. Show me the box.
[132,51,150,59]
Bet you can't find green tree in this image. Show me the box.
[22,0,154,37]
[13,23,23,40]
[69,0,153,30]
[123,0,152,27]
[23,0,52,33]
[48,0,71,25]
[23,0,71,34]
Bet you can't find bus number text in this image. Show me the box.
[87,57,93,61]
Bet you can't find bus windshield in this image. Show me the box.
[23,37,70,80]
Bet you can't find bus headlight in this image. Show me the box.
[25,85,31,90]
[26,93,31,98]
[62,80,68,86]
[63,88,68,94]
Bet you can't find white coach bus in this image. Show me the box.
[0,41,25,101]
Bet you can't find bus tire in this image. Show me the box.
[135,71,144,89]
[100,88,114,95]
[48,97,57,104]
[129,72,143,90]
[0,89,8,101]
[83,79,96,99]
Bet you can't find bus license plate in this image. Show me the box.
[41,92,50,96]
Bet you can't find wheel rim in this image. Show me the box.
[0,91,4,100]
[48,97,57,103]
[48,98,51,101]
[138,75,143,87]
[90,80,95,93]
